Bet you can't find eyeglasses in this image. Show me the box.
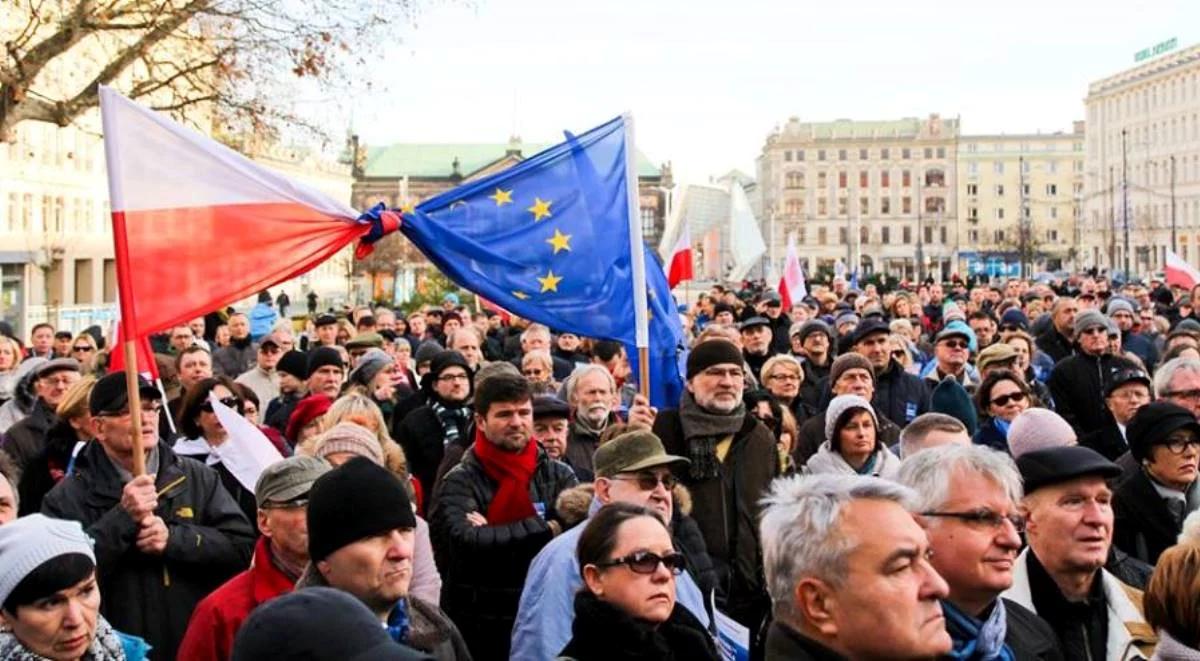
[940,340,969,350]
[1165,389,1200,402]
[998,324,1022,333]
[260,498,308,510]
[201,397,241,413]
[990,392,1027,407]
[594,550,688,576]
[1079,326,1107,336]
[436,373,470,383]
[99,401,163,418]
[922,509,1025,533]
[72,345,94,353]
[767,373,801,382]
[611,472,678,491]
[1163,438,1200,455]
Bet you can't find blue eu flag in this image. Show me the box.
[400,116,686,407]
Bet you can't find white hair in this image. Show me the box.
[759,474,916,620]
[564,364,616,402]
[520,323,551,343]
[896,444,1023,514]
[1181,510,1200,545]
[1154,357,1200,398]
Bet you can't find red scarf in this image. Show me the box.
[472,427,539,525]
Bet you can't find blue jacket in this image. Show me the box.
[510,499,712,661]
[248,303,278,341]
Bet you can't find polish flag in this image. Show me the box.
[99,87,383,339]
[778,238,807,309]
[106,320,160,381]
[1166,250,1200,289]
[666,226,694,288]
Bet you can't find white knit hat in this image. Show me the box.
[1007,408,1077,458]
[0,514,95,606]
[824,394,879,444]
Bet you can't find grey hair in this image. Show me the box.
[564,364,616,402]
[898,413,967,459]
[1153,357,1200,398]
[520,323,551,343]
[521,349,553,370]
[446,326,483,348]
[759,474,917,620]
[897,444,1023,514]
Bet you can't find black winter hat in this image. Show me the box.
[847,318,890,348]
[277,350,309,379]
[307,457,416,562]
[306,347,344,379]
[420,350,472,393]
[686,340,744,379]
[1126,401,1200,463]
[1017,446,1122,494]
[232,587,427,660]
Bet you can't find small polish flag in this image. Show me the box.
[666,226,694,288]
[778,238,807,309]
[1166,250,1200,289]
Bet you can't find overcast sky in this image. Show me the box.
[347,0,1198,184]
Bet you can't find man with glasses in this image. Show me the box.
[921,324,980,391]
[178,456,330,660]
[1154,356,1200,420]
[235,332,284,408]
[849,318,929,427]
[1,357,80,473]
[395,350,474,498]
[41,370,254,659]
[511,429,712,660]
[1002,445,1154,661]
[1079,369,1151,462]
[1049,309,1139,438]
[653,339,778,631]
[899,445,1061,660]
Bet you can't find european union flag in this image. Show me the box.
[399,115,686,407]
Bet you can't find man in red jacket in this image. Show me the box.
[177,456,330,660]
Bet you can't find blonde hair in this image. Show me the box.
[318,392,408,477]
[761,354,802,382]
[55,375,97,420]
[0,336,20,373]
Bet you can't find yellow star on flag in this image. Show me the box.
[512,290,529,300]
[528,197,553,222]
[400,200,416,214]
[489,188,514,206]
[546,228,572,254]
[537,270,563,293]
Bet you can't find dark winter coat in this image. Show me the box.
[212,338,257,378]
[763,622,847,661]
[557,591,720,661]
[653,409,777,630]
[1047,351,1137,437]
[1000,598,1065,661]
[1,397,57,473]
[429,445,577,661]
[395,401,471,499]
[973,417,1009,453]
[1113,468,1194,565]
[1035,326,1074,365]
[16,417,81,516]
[1079,422,1130,462]
[798,356,831,411]
[873,359,930,427]
[41,441,254,660]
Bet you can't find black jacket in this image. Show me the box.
[1035,327,1074,365]
[673,510,718,606]
[212,337,257,377]
[1079,422,1129,462]
[1,397,57,472]
[798,356,830,411]
[41,441,254,660]
[1047,351,1137,437]
[558,591,720,661]
[873,359,930,427]
[1113,468,1191,565]
[1002,598,1065,661]
[16,418,80,516]
[429,444,577,661]
[653,409,778,630]
[563,419,605,480]
[973,417,1008,453]
[763,622,846,660]
[396,402,471,497]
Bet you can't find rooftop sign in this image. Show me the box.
[1135,37,1178,63]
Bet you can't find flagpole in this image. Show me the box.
[101,87,146,476]
[623,113,651,399]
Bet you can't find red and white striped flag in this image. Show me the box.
[666,226,694,288]
[99,87,384,339]
[778,237,807,309]
[1166,250,1200,290]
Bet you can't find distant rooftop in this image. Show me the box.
[778,114,960,140]
[363,139,661,178]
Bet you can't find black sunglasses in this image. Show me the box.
[72,345,94,352]
[595,550,688,575]
[990,392,1027,407]
[201,397,242,413]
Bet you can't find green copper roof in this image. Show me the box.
[363,141,661,178]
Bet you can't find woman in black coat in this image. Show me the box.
[560,502,719,661]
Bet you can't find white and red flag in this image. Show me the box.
[666,226,694,288]
[1166,250,1200,290]
[778,237,807,309]
[98,86,396,339]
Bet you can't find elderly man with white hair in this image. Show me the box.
[899,445,1062,660]
[759,473,953,660]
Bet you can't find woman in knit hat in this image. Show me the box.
[346,347,398,420]
[0,514,149,660]
[803,394,901,480]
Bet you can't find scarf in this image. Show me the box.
[472,427,539,525]
[430,398,469,447]
[994,418,1012,439]
[386,599,412,645]
[0,614,147,660]
[678,392,745,481]
[942,599,1014,661]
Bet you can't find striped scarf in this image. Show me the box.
[430,399,469,446]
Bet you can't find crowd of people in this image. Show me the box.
[0,272,1199,660]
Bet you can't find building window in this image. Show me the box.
[818,227,827,244]
[925,197,945,214]
[797,150,805,161]
[1022,160,1031,173]
[968,229,979,243]
[881,171,890,188]
[881,148,890,160]
[1050,206,1058,219]
[818,149,826,161]
[903,226,912,243]
[902,170,911,187]
[859,171,869,188]
[940,227,947,243]
[996,208,1005,220]
[902,197,912,214]
[881,197,891,214]
[786,171,805,189]
[860,197,869,215]
[798,228,807,244]
[967,184,978,196]
[859,148,868,160]
[925,227,934,244]
[968,162,978,175]
[968,207,978,220]
[1048,161,1057,174]
[818,198,827,215]
[995,184,1005,196]
[925,169,945,187]
[1046,183,1057,196]
[994,161,1004,174]
[1046,229,1059,242]
[785,199,804,216]
[839,227,847,244]
[860,226,870,244]
[838,171,848,188]
[902,148,911,159]
[881,226,890,243]
[937,147,946,158]
[994,230,1005,242]
[784,151,793,162]
[1022,184,1030,196]
[924,147,933,159]
[838,149,847,161]
[838,198,848,216]
[817,171,827,188]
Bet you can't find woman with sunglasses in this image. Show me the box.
[560,502,719,661]
[173,376,259,525]
[69,334,99,375]
[972,370,1032,454]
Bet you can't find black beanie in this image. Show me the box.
[686,340,744,379]
[307,457,416,561]
[277,350,308,379]
[420,350,473,393]
[306,347,344,379]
